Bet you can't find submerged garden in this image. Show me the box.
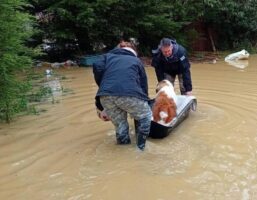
[1,0,257,123]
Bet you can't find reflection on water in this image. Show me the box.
[1,55,257,200]
[225,59,249,69]
[44,76,62,99]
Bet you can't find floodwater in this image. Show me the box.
[1,55,257,200]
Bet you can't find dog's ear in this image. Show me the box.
[156,82,164,93]
[161,98,176,123]
[165,105,176,123]
[152,103,161,122]
[170,98,177,110]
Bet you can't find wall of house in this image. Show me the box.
[187,21,217,51]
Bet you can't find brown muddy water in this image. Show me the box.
[1,55,257,200]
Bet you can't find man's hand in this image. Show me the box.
[97,109,110,121]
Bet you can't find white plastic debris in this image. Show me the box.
[225,59,249,69]
[45,69,52,75]
[225,49,250,61]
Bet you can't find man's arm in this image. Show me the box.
[92,55,106,86]
[93,55,110,120]
[151,54,165,82]
[138,62,148,96]
[95,96,104,111]
[180,56,192,93]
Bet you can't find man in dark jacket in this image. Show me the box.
[151,38,193,95]
[93,42,152,150]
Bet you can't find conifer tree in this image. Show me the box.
[0,0,35,123]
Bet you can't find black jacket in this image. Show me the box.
[93,48,149,111]
[151,39,192,92]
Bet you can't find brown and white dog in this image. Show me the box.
[152,80,178,126]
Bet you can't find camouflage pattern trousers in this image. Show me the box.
[100,96,152,150]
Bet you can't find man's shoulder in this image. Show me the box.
[177,44,187,55]
[152,50,163,60]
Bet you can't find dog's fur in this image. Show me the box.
[152,80,177,126]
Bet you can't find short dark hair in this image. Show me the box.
[118,41,137,53]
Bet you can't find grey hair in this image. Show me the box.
[152,38,174,54]
[160,38,173,48]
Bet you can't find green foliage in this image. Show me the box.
[29,0,204,55]
[27,85,52,102]
[28,0,257,55]
[203,0,257,51]
[0,0,35,123]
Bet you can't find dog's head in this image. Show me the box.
[155,79,174,93]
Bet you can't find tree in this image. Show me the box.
[203,0,257,51]
[0,0,35,123]
[29,0,257,56]
[29,0,203,55]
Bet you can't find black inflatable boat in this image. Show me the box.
[148,95,197,139]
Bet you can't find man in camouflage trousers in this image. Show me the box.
[93,41,152,151]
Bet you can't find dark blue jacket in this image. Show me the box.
[93,48,149,110]
[151,39,192,92]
